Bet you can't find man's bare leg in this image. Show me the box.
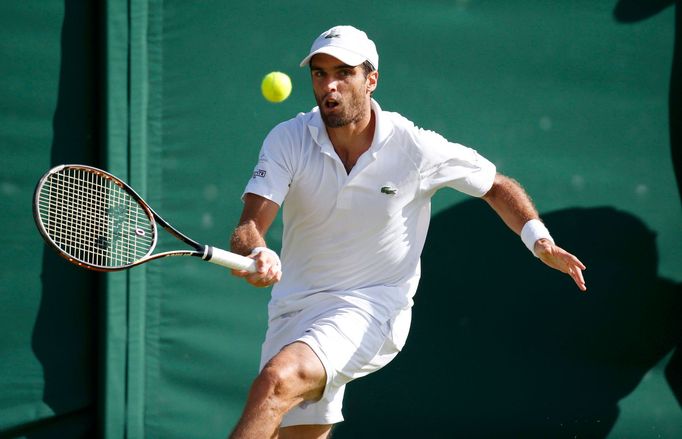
[229,342,327,439]
[279,424,332,439]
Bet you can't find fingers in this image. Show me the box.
[538,244,587,292]
[563,253,587,291]
[569,264,587,292]
[571,254,587,271]
[231,251,282,287]
[231,269,249,278]
[562,252,587,291]
[246,260,282,287]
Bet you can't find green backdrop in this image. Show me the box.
[1,1,680,438]
[0,0,99,437]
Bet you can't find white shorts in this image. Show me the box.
[260,295,403,427]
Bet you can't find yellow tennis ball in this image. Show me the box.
[261,71,292,103]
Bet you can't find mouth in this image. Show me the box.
[323,96,340,111]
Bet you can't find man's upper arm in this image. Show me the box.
[413,127,496,197]
[239,193,280,236]
[480,173,502,201]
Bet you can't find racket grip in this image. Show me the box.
[204,246,257,273]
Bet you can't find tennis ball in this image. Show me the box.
[261,71,292,103]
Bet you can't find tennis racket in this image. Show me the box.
[33,164,257,273]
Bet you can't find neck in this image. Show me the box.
[327,101,375,172]
[328,109,375,173]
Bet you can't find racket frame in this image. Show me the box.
[33,164,255,272]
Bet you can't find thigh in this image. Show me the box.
[300,305,395,388]
[263,341,327,403]
[261,298,401,427]
[261,298,391,380]
[279,424,332,439]
[281,303,400,427]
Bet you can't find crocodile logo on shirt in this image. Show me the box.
[380,186,398,195]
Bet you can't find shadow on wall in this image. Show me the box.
[337,200,681,439]
[614,0,682,203]
[26,0,100,438]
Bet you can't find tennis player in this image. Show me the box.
[228,25,586,439]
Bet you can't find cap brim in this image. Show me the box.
[299,46,367,67]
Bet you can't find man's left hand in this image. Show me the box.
[534,238,587,292]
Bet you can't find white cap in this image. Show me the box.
[299,25,379,69]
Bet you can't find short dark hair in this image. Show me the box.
[360,60,376,78]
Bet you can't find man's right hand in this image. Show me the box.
[231,250,282,287]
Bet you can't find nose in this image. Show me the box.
[323,77,338,93]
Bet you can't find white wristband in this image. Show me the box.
[249,246,281,268]
[521,219,554,257]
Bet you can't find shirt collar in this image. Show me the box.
[307,98,394,155]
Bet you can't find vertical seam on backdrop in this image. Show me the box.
[102,0,130,438]
[143,0,164,437]
[125,0,155,437]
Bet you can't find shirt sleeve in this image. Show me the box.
[242,123,294,205]
[415,128,496,197]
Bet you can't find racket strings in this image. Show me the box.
[37,168,154,268]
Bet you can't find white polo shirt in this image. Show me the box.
[244,99,496,341]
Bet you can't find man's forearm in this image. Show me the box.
[482,173,539,235]
[230,220,267,256]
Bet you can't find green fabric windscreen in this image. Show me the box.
[0,1,99,437]
[0,1,680,439]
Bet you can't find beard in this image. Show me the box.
[315,90,368,128]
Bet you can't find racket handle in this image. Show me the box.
[204,246,257,273]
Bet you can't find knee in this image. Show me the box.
[254,363,301,404]
[250,342,327,411]
[254,358,323,406]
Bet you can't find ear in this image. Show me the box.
[366,70,379,94]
